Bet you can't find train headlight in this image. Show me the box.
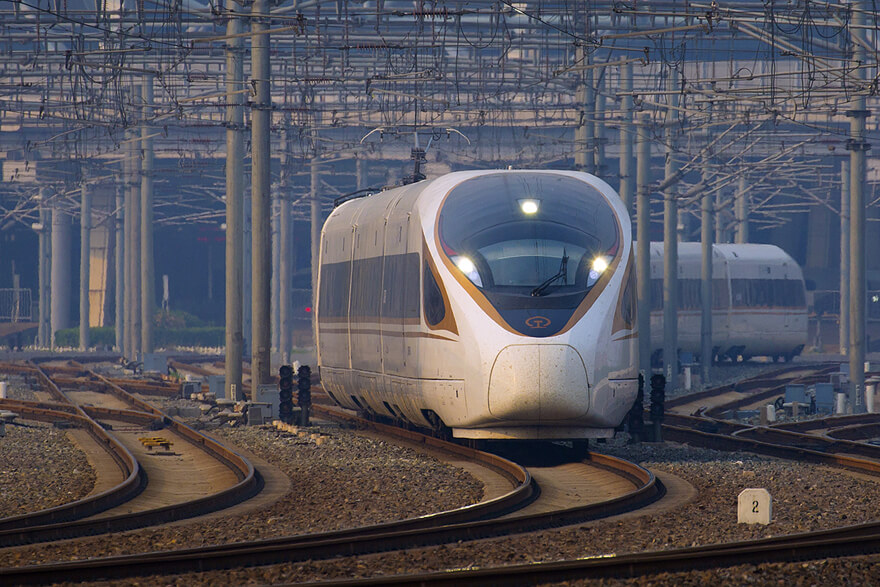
[588,256,610,286]
[518,199,540,215]
[453,255,483,287]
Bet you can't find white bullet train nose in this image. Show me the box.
[488,344,590,421]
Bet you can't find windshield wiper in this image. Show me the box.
[531,250,568,297]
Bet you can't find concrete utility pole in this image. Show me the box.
[584,68,596,174]
[573,31,596,175]
[279,125,293,365]
[34,187,52,347]
[141,78,155,354]
[700,154,714,384]
[662,74,679,389]
[594,72,606,175]
[243,187,253,364]
[271,189,281,352]
[734,175,749,244]
[662,233,677,377]
[37,188,51,348]
[224,7,245,401]
[122,129,132,358]
[356,156,369,191]
[251,0,272,398]
[849,0,869,403]
[576,68,597,174]
[127,89,142,359]
[115,182,124,352]
[636,112,652,377]
[79,179,91,350]
[840,159,850,356]
[51,204,71,348]
[714,191,726,244]
[619,62,635,215]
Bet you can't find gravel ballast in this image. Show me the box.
[0,423,96,518]
[0,421,483,568]
[5,361,880,586]
[0,375,96,517]
[109,438,880,586]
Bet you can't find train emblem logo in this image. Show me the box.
[525,316,552,329]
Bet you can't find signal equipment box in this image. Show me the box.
[255,384,279,420]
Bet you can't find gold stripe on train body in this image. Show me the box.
[650,309,808,316]
[318,324,455,342]
[422,234,459,335]
[611,252,636,336]
[431,174,626,338]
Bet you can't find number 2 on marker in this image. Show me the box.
[752,500,759,513]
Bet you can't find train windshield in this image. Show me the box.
[438,173,619,334]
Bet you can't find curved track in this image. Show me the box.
[0,401,663,585]
[666,363,839,418]
[0,360,260,546]
[266,364,880,587]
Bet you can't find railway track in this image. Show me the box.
[666,363,840,417]
[265,363,880,586]
[0,397,663,585]
[15,359,855,585]
[0,360,260,546]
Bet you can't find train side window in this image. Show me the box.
[351,257,383,319]
[382,254,404,318]
[382,252,421,319]
[424,261,446,326]
[319,261,351,318]
[731,279,747,306]
[680,279,700,310]
[403,253,421,318]
[774,279,805,307]
[713,279,729,309]
[791,280,805,306]
[650,278,663,311]
[771,280,784,307]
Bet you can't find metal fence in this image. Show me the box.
[811,290,880,320]
[0,288,32,322]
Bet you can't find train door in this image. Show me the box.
[350,212,385,374]
[382,211,410,375]
[316,224,352,369]
[712,248,732,357]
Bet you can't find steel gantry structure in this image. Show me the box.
[1,0,879,399]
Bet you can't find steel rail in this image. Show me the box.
[824,420,880,442]
[47,374,184,398]
[0,396,160,425]
[284,409,880,586]
[0,411,662,585]
[772,412,880,432]
[64,361,263,498]
[0,401,145,536]
[0,363,261,547]
[283,525,880,586]
[665,363,838,414]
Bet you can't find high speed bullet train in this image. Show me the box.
[316,170,638,440]
[648,242,808,363]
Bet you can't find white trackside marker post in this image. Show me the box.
[738,488,772,525]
